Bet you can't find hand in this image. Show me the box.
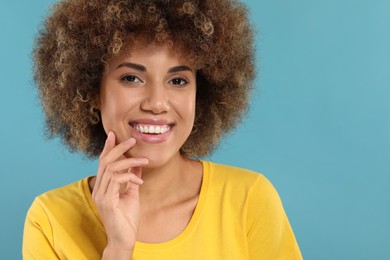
[92,131,149,257]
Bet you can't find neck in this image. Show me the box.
[139,153,194,206]
[88,153,202,210]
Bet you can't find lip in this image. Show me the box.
[129,118,174,125]
[129,119,175,143]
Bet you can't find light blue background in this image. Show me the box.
[1,0,389,259]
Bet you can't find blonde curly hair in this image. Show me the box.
[34,0,255,158]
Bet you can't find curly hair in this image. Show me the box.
[34,0,255,158]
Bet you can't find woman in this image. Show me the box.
[23,0,302,259]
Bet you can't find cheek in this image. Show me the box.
[99,92,127,129]
[182,97,197,135]
[190,92,197,121]
[100,106,115,131]
[177,92,196,122]
[188,102,196,123]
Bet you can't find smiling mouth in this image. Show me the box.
[130,123,174,135]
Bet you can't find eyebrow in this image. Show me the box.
[168,65,193,73]
[116,62,146,71]
[116,63,193,73]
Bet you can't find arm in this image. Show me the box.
[23,199,60,259]
[247,175,302,260]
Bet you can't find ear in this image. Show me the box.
[95,100,101,111]
[92,94,101,111]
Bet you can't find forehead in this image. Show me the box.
[106,39,193,69]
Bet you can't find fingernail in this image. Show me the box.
[106,131,112,142]
[141,158,149,164]
[126,138,135,144]
[134,158,148,164]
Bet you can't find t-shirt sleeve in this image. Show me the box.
[23,198,60,259]
[246,175,302,260]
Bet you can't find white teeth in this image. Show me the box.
[133,124,171,134]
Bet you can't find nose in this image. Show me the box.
[140,84,170,114]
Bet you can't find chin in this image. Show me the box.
[124,148,178,169]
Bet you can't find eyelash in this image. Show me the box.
[120,75,142,84]
[120,75,189,86]
[169,77,188,86]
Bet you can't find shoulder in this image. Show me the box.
[203,161,281,209]
[204,161,271,191]
[209,163,304,259]
[28,177,91,219]
[36,177,87,203]
[204,161,286,213]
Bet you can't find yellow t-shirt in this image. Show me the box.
[23,161,302,259]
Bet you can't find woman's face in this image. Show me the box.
[99,43,196,167]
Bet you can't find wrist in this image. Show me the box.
[102,243,134,260]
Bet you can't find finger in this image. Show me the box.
[96,158,149,197]
[99,131,116,159]
[107,158,149,175]
[105,172,143,196]
[131,166,143,179]
[94,131,116,193]
[95,135,137,192]
[118,162,146,193]
[100,137,137,167]
[122,167,143,194]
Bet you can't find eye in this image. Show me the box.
[169,77,188,86]
[120,75,142,83]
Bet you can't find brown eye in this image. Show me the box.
[170,78,187,86]
[121,75,142,83]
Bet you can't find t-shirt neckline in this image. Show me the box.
[81,160,210,251]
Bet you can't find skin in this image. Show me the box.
[89,43,203,259]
